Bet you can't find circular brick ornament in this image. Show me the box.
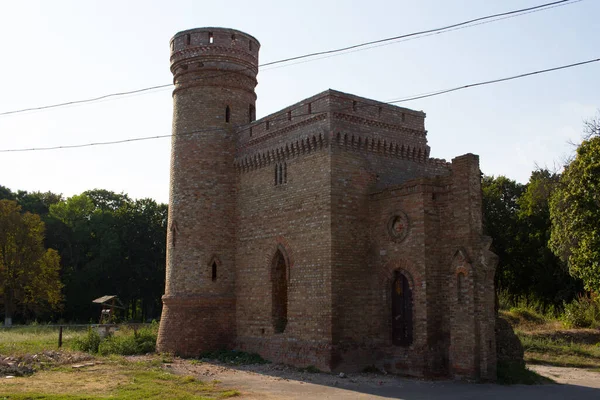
[388,211,410,242]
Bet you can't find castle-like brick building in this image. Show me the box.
[157,27,498,380]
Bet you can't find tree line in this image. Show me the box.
[0,188,167,325]
[484,114,600,312]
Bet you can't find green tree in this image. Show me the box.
[0,200,62,326]
[517,169,581,305]
[550,136,600,293]
[482,175,525,293]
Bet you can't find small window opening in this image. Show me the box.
[352,101,357,111]
[249,127,253,137]
[185,34,191,46]
[272,250,288,333]
[231,34,236,41]
[225,105,231,123]
[266,120,270,130]
[249,40,253,51]
[378,106,382,117]
[457,272,466,304]
[401,112,406,122]
[274,164,279,185]
[209,32,214,44]
[212,262,217,281]
[307,103,312,114]
[248,104,256,123]
[287,110,292,121]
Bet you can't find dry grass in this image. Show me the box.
[0,357,239,399]
[501,309,600,369]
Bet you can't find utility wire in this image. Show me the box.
[0,0,580,117]
[261,0,575,67]
[261,0,581,71]
[2,56,598,153]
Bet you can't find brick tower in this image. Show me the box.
[157,28,260,355]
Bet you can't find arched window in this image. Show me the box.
[272,249,288,333]
[392,271,413,346]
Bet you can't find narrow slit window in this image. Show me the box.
[274,164,279,186]
[401,112,406,122]
[307,103,312,114]
[225,106,231,123]
[209,32,214,44]
[287,110,292,121]
[185,34,191,46]
[212,262,217,281]
[352,101,357,111]
[266,120,270,130]
[249,40,253,51]
[283,163,287,183]
[457,273,466,304]
[248,104,256,123]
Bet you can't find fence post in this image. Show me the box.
[58,326,63,348]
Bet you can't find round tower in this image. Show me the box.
[157,27,260,355]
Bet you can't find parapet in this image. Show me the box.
[169,27,260,78]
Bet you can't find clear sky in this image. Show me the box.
[0,0,597,204]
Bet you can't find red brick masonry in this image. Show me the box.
[157,27,498,381]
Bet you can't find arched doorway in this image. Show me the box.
[271,249,288,333]
[392,271,413,346]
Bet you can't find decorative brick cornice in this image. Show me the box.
[235,131,328,172]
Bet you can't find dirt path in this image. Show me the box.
[528,364,600,388]
[168,359,600,399]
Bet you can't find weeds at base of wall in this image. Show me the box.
[197,349,270,365]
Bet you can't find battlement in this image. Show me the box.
[237,89,427,148]
[170,27,260,82]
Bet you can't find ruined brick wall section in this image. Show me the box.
[158,27,260,356]
[446,154,497,381]
[235,143,333,370]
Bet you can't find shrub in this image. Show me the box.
[73,323,157,355]
[72,327,101,353]
[561,294,600,328]
[98,325,157,356]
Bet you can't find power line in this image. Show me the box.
[2,56,598,153]
[261,0,581,71]
[261,0,575,67]
[0,0,580,118]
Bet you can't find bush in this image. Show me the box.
[561,294,600,328]
[73,323,157,355]
[72,327,102,353]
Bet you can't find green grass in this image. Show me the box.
[0,326,88,356]
[518,332,600,368]
[0,357,239,399]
